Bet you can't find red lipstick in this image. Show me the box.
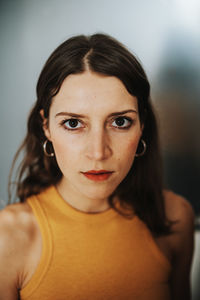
[82,170,113,182]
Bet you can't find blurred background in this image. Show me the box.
[0,0,199,298]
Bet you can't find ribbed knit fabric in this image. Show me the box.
[20,186,171,300]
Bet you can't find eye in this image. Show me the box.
[111,117,132,129]
[62,118,83,130]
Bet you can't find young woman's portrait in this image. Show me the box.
[0,33,195,300]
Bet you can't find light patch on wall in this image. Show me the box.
[173,0,200,35]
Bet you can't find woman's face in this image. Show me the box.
[43,71,142,202]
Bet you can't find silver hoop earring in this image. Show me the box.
[43,139,54,157]
[135,139,146,157]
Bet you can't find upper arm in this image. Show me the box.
[164,192,195,300]
[0,202,36,300]
[0,209,21,299]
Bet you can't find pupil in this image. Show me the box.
[69,119,78,127]
[116,117,125,126]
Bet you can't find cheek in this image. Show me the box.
[51,134,81,168]
[52,131,80,152]
[122,136,140,158]
[114,137,139,181]
[115,136,140,172]
[126,137,139,151]
[115,124,142,159]
[116,136,140,171]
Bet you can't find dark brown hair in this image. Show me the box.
[9,33,171,236]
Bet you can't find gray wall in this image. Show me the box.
[0,0,200,297]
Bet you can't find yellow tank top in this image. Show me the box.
[20,186,171,300]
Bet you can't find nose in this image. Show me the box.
[85,128,112,161]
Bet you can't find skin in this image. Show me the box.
[43,71,143,213]
[0,71,194,299]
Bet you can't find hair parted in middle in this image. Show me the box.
[10,33,171,236]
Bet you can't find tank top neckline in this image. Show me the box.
[45,185,125,224]
[47,186,172,270]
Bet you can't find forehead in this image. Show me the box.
[50,71,138,114]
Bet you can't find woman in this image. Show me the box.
[0,34,194,299]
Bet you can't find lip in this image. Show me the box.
[81,170,114,182]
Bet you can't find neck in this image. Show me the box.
[56,179,111,213]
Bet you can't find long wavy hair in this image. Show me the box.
[9,33,171,236]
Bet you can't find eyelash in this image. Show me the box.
[60,116,133,131]
[111,117,133,129]
[60,118,84,131]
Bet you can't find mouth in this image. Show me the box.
[81,170,114,182]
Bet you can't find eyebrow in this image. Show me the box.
[55,109,138,118]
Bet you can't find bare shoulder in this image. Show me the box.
[163,190,195,234]
[0,202,37,298]
[1,200,34,218]
[163,190,195,299]
[0,201,36,243]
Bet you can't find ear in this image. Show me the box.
[40,109,51,140]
